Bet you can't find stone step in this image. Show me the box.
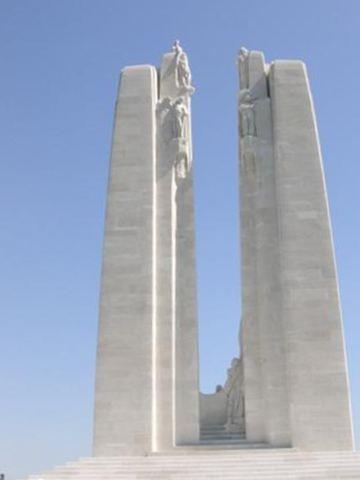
[23,452,360,480]
[24,471,359,480]
[67,460,360,467]
[26,470,360,480]
[28,470,360,477]
[178,442,271,449]
[198,438,260,445]
[51,457,360,465]
[200,430,244,436]
[70,459,360,466]
[74,452,360,461]
[78,450,360,460]
[200,424,227,430]
[199,428,229,434]
[199,427,251,445]
[199,434,245,440]
[200,434,245,438]
[25,471,360,478]
[26,475,360,480]
[200,431,234,436]
[200,435,245,439]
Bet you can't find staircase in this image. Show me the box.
[199,424,250,445]
[22,449,360,479]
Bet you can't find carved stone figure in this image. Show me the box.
[171,97,188,139]
[157,96,190,179]
[172,39,182,55]
[240,104,256,137]
[178,53,191,89]
[175,149,188,179]
[238,47,249,89]
[156,97,188,140]
[173,40,193,91]
[239,90,256,137]
[238,88,251,105]
[156,96,172,115]
[223,357,245,433]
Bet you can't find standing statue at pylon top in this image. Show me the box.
[172,40,194,94]
[238,46,250,89]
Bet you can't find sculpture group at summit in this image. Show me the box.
[23,43,357,479]
[94,42,354,454]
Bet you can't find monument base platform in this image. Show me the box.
[23,449,360,479]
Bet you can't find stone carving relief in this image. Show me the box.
[171,97,188,139]
[239,89,256,138]
[175,149,188,179]
[223,357,245,434]
[156,96,190,179]
[238,46,250,90]
[157,97,188,140]
[173,40,194,94]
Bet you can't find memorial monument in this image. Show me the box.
[24,44,360,479]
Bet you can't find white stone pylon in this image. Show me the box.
[270,59,354,451]
[93,43,199,456]
[154,41,199,450]
[93,65,158,456]
[238,48,354,451]
[238,48,291,447]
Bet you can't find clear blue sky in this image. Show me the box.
[1,1,360,478]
